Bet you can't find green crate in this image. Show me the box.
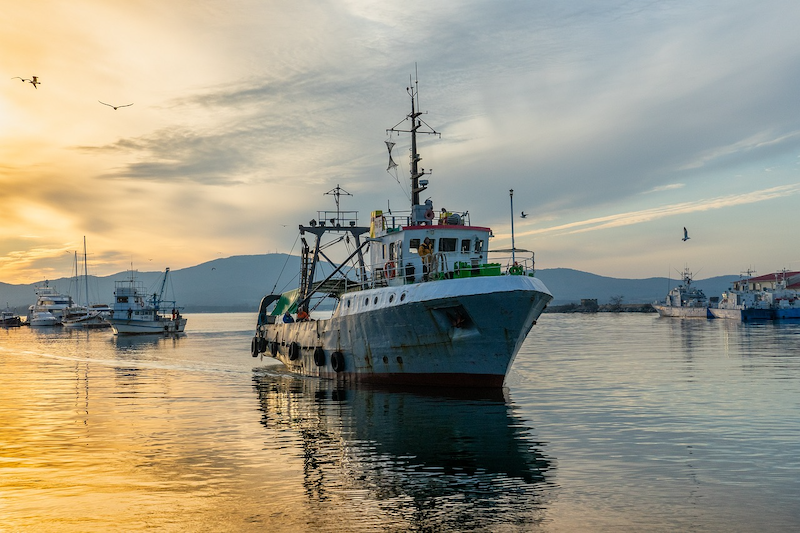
[479,263,501,276]
[454,262,472,278]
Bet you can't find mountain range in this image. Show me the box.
[1,254,741,313]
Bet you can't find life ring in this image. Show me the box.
[288,342,301,361]
[424,210,434,221]
[509,264,523,275]
[385,261,396,279]
[331,351,345,373]
[313,347,326,366]
[251,337,259,357]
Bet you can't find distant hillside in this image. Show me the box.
[0,256,741,312]
[536,268,739,305]
[1,254,304,313]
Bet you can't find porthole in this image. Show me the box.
[373,296,378,304]
[365,297,369,306]
[346,299,351,308]
[389,294,394,303]
[400,293,406,302]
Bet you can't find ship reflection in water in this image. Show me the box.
[252,368,556,530]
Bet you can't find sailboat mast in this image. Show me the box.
[83,236,89,307]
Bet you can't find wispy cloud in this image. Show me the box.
[517,183,800,237]
[643,183,685,194]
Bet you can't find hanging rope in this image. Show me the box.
[271,232,301,295]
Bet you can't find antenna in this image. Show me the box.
[386,67,441,216]
[509,189,516,265]
[324,184,352,224]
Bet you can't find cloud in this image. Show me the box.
[516,183,800,238]
[644,183,685,194]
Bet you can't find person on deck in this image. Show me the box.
[418,237,433,281]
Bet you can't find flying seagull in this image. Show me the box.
[99,101,133,110]
[682,227,690,241]
[12,75,40,88]
[521,212,528,218]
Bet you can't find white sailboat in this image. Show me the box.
[62,237,111,329]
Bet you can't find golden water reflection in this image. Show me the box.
[1,324,555,532]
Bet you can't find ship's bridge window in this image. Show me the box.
[117,296,128,303]
[408,238,420,253]
[438,238,457,252]
[461,239,471,252]
[474,238,484,253]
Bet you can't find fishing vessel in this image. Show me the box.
[653,268,711,318]
[106,268,187,335]
[26,281,73,325]
[251,76,553,387]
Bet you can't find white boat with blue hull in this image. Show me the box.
[107,268,186,335]
[252,76,552,388]
[710,269,797,321]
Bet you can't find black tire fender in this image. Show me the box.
[251,337,259,357]
[288,342,301,361]
[331,351,345,373]
[313,347,325,366]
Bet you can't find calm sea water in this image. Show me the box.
[1,313,799,532]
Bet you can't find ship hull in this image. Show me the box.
[708,308,773,321]
[774,308,800,320]
[256,276,552,387]
[653,305,711,318]
[109,317,187,335]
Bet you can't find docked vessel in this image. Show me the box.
[106,268,186,335]
[251,76,553,387]
[712,270,800,321]
[653,268,711,318]
[1,306,22,327]
[62,238,111,329]
[26,281,73,325]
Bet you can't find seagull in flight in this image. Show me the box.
[99,101,133,110]
[521,212,528,219]
[11,75,40,88]
[682,227,690,241]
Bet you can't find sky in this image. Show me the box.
[3,0,800,284]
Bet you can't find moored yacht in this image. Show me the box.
[26,281,73,326]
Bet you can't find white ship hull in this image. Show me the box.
[257,276,551,387]
[108,317,187,335]
[62,310,110,329]
[28,311,60,327]
[653,305,710,318]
